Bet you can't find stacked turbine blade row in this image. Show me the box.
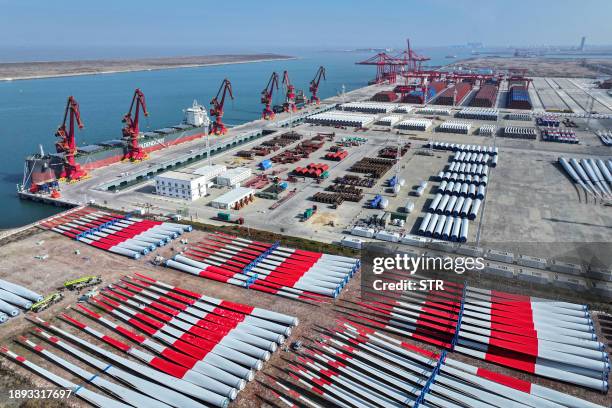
[0,275,296,408]
[40,207,191,259]
[165,232,360,301]
[348,275,609,391]
[0,279,43,322]
[558,157,612,200]
[275,321,605,408]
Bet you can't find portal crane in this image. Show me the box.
[282,70,296,113]
[54,96,88,181]
[210,78,234,135]
[122,88,149,161]
[309,66,326,104]
[261,72,279,120]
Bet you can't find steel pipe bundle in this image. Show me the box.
[395,118,432,131]
[281,319,606,408]
[416,107,451,115]
[507,112,532,121]
[456,107,499,120]
[479,124,497,136]
[502,126,537,140]
[40,207,191,259]
[306,111,376,127]
[350,277,610,392]
[339,102,397,113]
[437,121,471,134]
[376,114,403,126]
[165,233,359,300]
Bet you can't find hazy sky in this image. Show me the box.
[1,0,611,55]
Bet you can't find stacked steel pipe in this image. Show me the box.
[271,319,605,408]
[40,207,191,259]
[1,275,296,408]
[165,233,359,301]
[469,85,499,108]
[0,279,43,322]
[345,275,610,392]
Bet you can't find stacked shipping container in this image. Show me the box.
[470,84,498,107]
[435,82,472,105]
[507,86,532,109]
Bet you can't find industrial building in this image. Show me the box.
[154,171,207,201]
[216,167,252,187]
[210,186,254,209]
[192,164,227,180]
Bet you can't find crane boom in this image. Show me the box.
[122,88,149,161]
[261,72,279,120]
[210,78,234,135]
[282,70,297,113]
[309,66,326,104]
[54,96,88,181]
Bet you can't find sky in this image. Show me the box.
[1,0,611,60]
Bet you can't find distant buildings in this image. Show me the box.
[579,36,586,51]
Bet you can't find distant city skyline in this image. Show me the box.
[0,0,611,60]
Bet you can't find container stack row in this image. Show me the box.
[469,84,499,107]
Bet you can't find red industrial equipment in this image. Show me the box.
[394,38,431,72]
[281,70,296,112]
[309,66,326,104]
[54,96,88,181]
[261,72,279,120]
[122,88,149,161]
[210,78,234,135]
[356,52,403,84]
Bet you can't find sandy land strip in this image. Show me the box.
[451,56,612,78]
[0,54,296,81]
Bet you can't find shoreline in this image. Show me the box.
[0,56,297,82]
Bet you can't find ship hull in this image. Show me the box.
[24,126,206,188]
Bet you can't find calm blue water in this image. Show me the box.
[0,49,461,229]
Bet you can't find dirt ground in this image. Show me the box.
[454,57,612,78]
[0,227,610,407]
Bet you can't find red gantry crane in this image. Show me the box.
[54,96,88,181]
[122,88,149,161]
[309,66,326,104]
[261,71,279,120]
[210,78,234,135]
[281,70,297,113]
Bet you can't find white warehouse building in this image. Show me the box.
[192,164,227,181]
[216,167,252,187]
[211,187,255,210]
[154,171,208,201]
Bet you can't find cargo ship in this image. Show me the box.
[22,101,209,191]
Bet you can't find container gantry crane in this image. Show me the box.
[210,78,234,135]
[309,66,326,104]
[122,88,149,161]
[54,96,88,181]
[281,70,297,113]
[261,72,279,120]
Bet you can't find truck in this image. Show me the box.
[64,275,102,291]
[302,205,318,221]
[214,212,244,224]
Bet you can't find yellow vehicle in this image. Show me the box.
[64,275,102,291]
[30,293,63,313]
